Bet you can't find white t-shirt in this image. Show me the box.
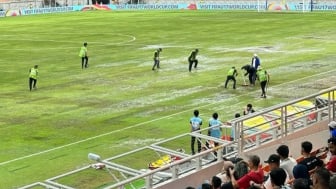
[280,157,297,179]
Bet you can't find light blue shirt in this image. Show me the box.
[190,116,202,131]
[209,118,222,138]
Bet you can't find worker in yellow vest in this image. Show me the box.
[29,65,38,91]
[256,66,270,98]
[224,66,238,89]
[79,42,88,69]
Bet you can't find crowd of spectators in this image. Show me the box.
[185,131,336,189]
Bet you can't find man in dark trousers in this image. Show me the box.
[29,65,38,91]
[79,42,88,69]
[189,109,202,155]
[188,48,199,72]
[152,48,162,70]
[251,53,260,83]
[224,66,238,89]
[241,64,256,86]
[256,66,269,98]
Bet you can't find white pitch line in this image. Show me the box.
[0,68,335,166]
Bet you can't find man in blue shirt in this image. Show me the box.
[251,54,260,83]
[190,110,202,155]
[208,112,222,156]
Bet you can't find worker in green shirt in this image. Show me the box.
[29,65,38,91]
[256,66,270,98]
[79,42,88,69]
[224,66,238,89]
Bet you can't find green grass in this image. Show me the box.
[1,10,336,188]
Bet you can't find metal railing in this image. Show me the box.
[20,87,335,189]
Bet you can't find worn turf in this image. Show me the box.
[0,11,336,188]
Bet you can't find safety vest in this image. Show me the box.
[79,46,87,57]
[29,68,38,79]
[258,69,267,82]
[227,68,235,76]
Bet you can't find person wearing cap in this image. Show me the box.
[251,54,260,83]
[188,49,199,72]
[251,53,260,70]
[276,144,297,179]
[328,121,336,137]
[79,42,88,69]
[325,137,336,173]
[224,66,238,89]
[28,65,38,91]
[251,154,289,189]
[152,48,162,70]
[256,66,269,98]
[241,64,256,86]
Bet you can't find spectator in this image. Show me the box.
[253,154,289,189]
[269,168,291,189]
[229,155,264,189]
[299,141,324,172]
[328,121,336,137]
[292,164,312,186]
[230,113,241,141]
[292,178,310,189]
[329,175,336,189]
[220,160,248,189]
[325,137,336,173]
[311,167,331,189]
[212,176,222,189]
[243,104,255,115]
[276,144,297,179]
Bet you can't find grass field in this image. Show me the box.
[1,10,336,188]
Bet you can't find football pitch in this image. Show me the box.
[1,10,336,188]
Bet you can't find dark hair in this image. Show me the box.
[212,176,222,188]
[213,112,218,120]
[158,48,162,51]
[235,113,241,118]
[301,141,313,154]
[247,104,253,108]
[269,168,287,186]
[194,110,199,117]
[314,167,331,187]
[234,160,249,179]
[248,155,260,167]
[277,145,289,158]
[293,164,310,180]
[292,178,310,189]
[84,42,87,46]
[201,183,211,189]
[186,187,195,189]
[328,137,336,145]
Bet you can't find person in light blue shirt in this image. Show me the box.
[190,110,202,155]
[209,112,222,139]
[208,112,222,156]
